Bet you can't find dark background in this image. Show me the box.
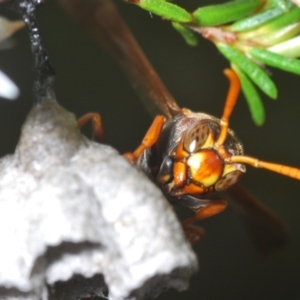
[0,0,300,299]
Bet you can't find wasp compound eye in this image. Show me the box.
[183,121,210,153]
[215,170,243,191]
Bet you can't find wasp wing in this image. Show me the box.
[227,184,288,255]
[62,0,181,119]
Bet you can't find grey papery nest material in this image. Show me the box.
[0,100,198,300]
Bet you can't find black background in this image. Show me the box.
[0,1,300,299]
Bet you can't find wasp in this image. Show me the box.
[78,68,299,251]
[117,68,300,247]
[73,0,299,254]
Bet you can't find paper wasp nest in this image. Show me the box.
[0,100,197,300]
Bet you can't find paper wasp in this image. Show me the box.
[73,0,298,254]
[78,67,300,253]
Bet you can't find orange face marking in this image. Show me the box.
[173,161,187,187]
[187,149,224,187]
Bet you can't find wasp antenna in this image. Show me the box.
[215,69,241,148]
[227,155,300,180]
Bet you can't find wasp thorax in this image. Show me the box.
[183,121,212,153]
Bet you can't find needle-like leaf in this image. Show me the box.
[250,47,300,74]
[217,43,277,99]
[172,22,198,46]
[232,63,265,126]
[125,0,192,22]
[193,0,261,27]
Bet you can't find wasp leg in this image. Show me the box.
[77,112,104,142]
[183,225,206,245]
[124,115,166,163]
[181,200,227,244]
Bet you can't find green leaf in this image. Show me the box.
[230,5,291,32]
[250,47,300,75]
[193,0,261,27]
[172,22,198,46]
[248,22,300,46]
[216,43,277,99]
[126,0,192,23]
[232,63,265,126]
[253,5,300,35]
[269,0,290,12]
[252,22,300,48]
